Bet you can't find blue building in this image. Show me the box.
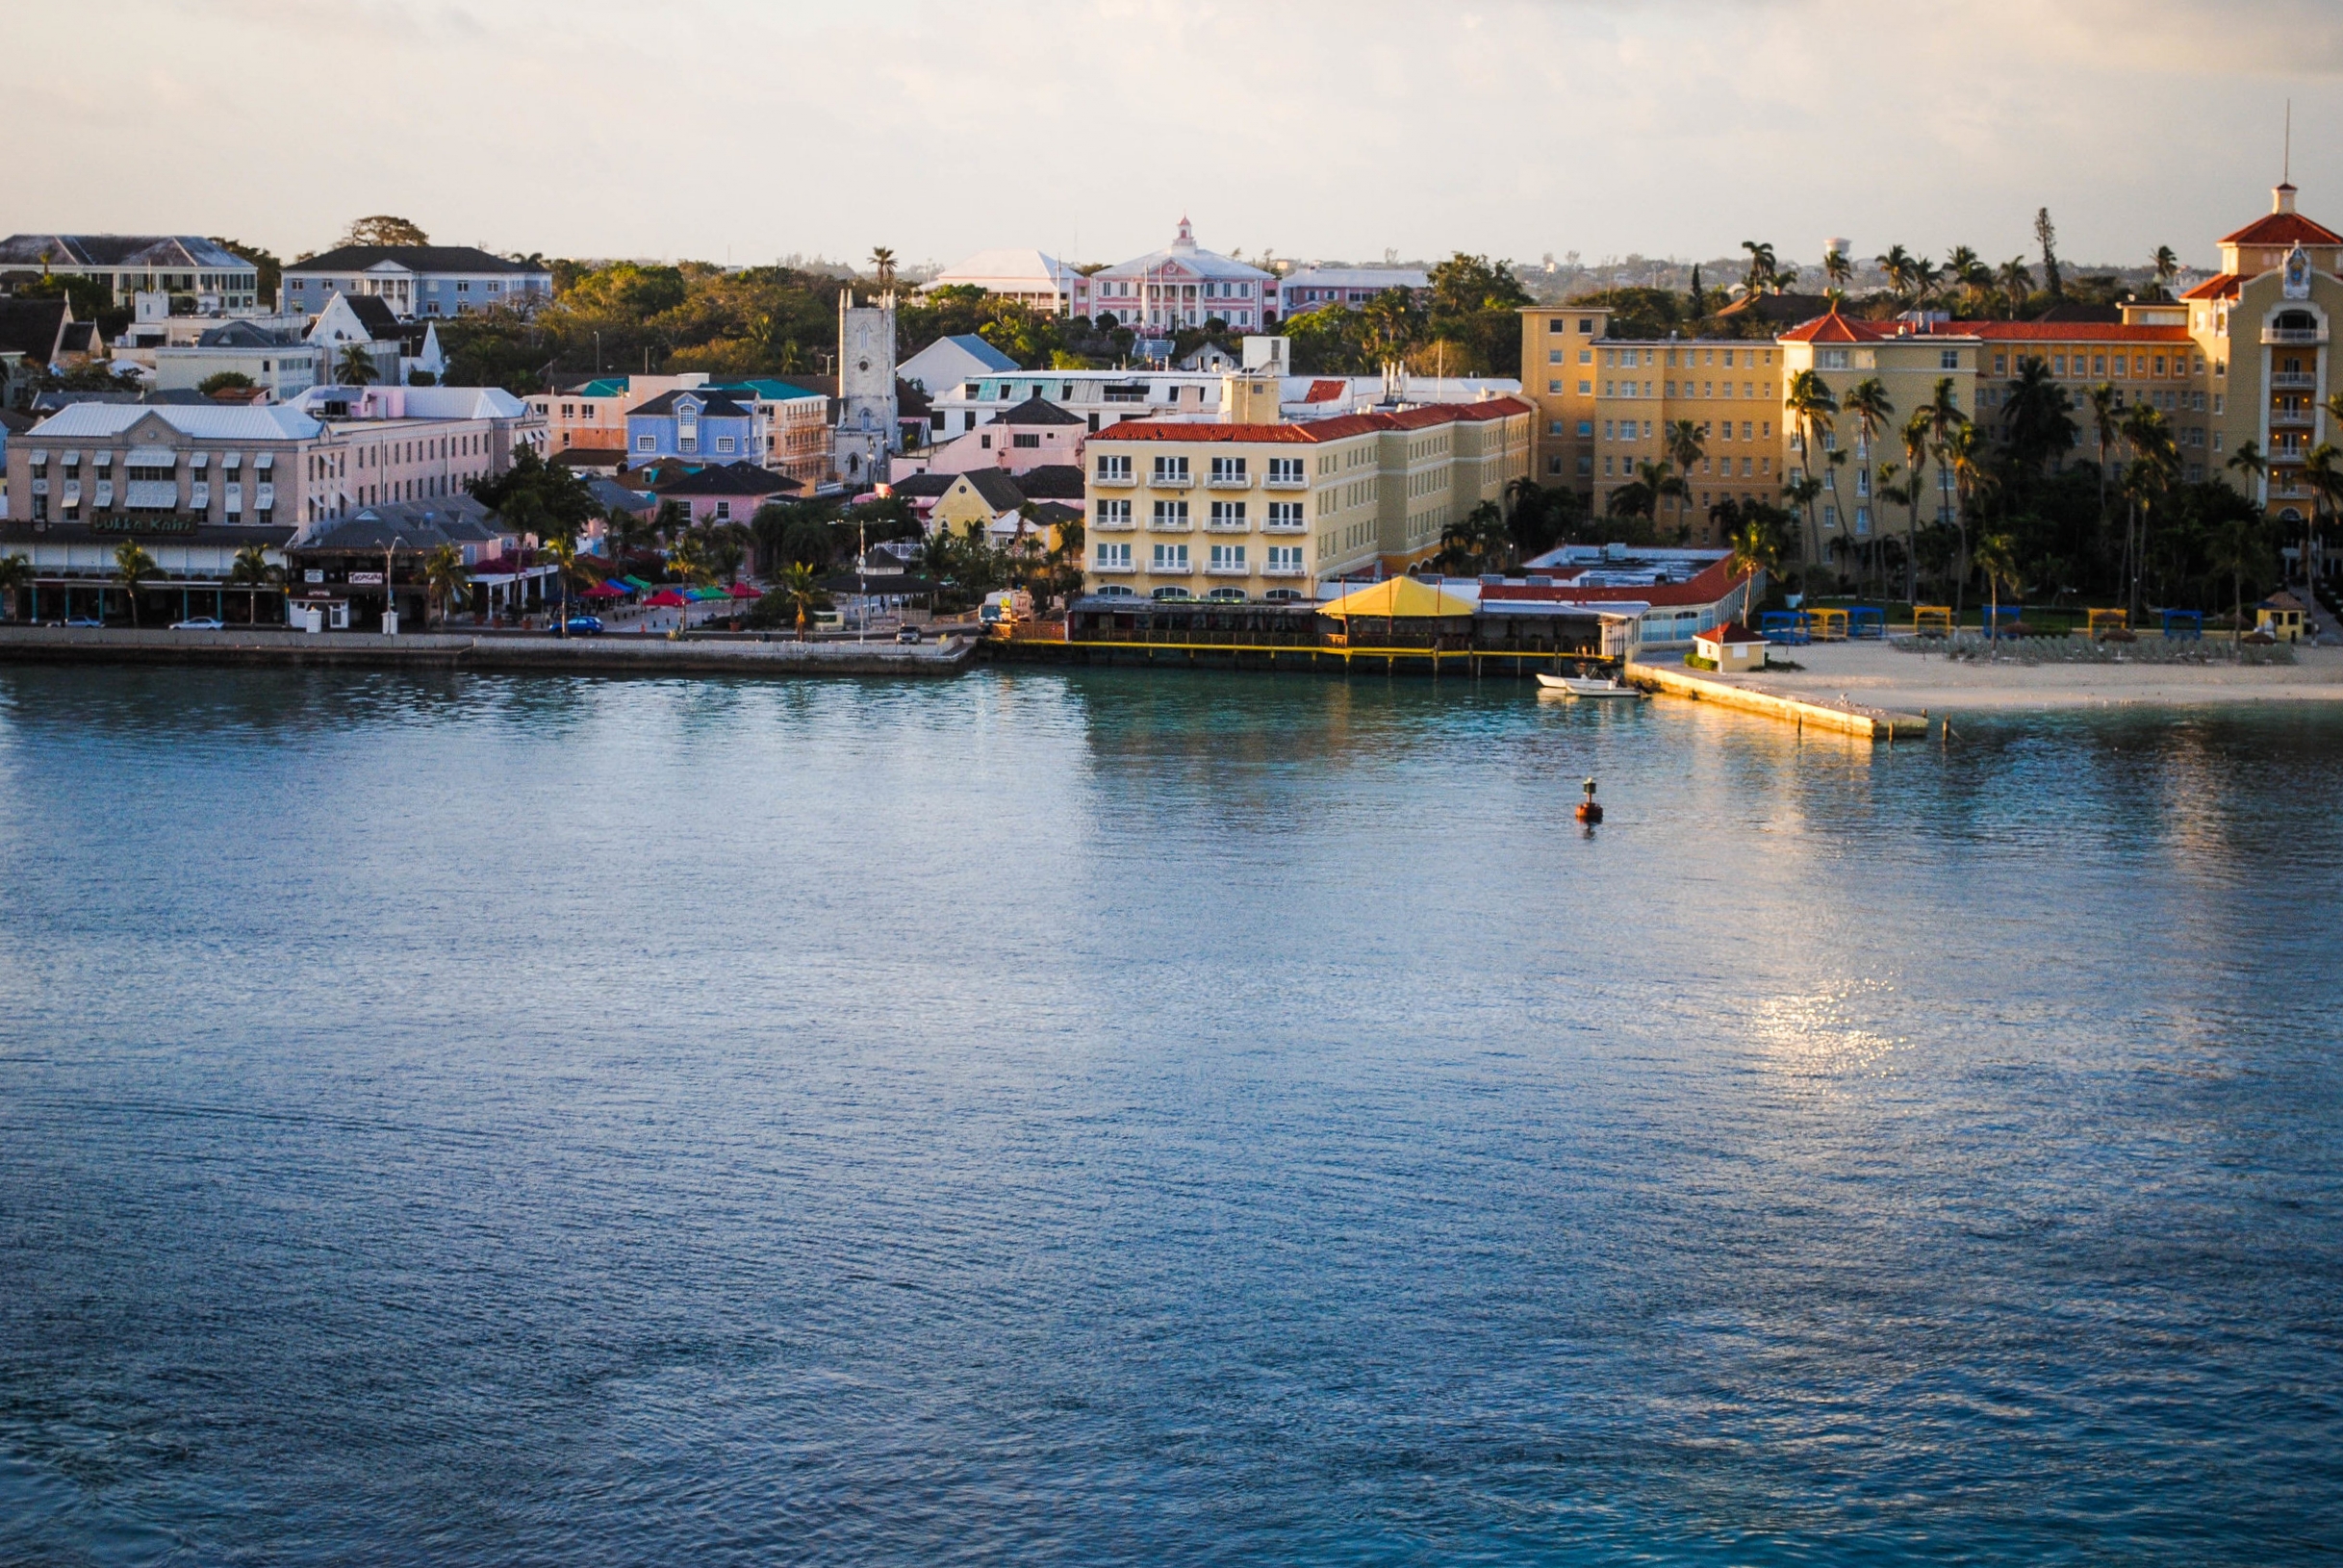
[624,389,763,467]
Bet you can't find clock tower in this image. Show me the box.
[834,289,899,487]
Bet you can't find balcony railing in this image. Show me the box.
[2272,372,2317,389]
[1147,517,1191,533]
[1149,470,1194,489]
[2264,327,2328,345]
[1092,515,1135,531]
[1206,472,1252,490]
[1148,559,1194,574]
[1092,561,1134,574]
[1261,563,1307,577]
[1092,469,1135,487]
[1205,563,1249,576]
[1261,518,1305,533]
[2271,409,2314,428]
[1263,473,1308,490]
[1205,519,1250,533]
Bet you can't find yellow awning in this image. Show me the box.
[1316,577,1479,619]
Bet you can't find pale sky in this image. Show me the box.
[4,0,2338,275]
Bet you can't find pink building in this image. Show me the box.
[895,394,1086,479]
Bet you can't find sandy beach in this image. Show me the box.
[1697,642,2343,712]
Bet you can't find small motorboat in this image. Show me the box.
[1536,672,1644,699]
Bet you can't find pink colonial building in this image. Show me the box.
[1087,218,1276,334]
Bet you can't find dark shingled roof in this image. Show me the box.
[289,244,543,275]
[0,234,249,269]
[996,393,1085,426]
[959,469,1028,512]
[628,390,755,419]
[0,297,68,361]
[343,294,403,339]
[1013,464,1084,500]
[651,462,802,497]
[889,471,958,497]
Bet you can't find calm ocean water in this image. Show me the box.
[0,665,2337,1565]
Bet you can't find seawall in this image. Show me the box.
[0,624,978,678]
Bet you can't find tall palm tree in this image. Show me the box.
[869,247,898,289]
[226,542,282,625]
[2207,508,2269,652]
[1740,240,1778,297]
[774,561,828,641]
[538,529,585,634]
[1841,377,1896,590]
[0,553,31,622]
[1943,422,1992,616]
[1782,367,1839,562]
[2301,442,2342,589]
[420,543,472,628]
[336,341,380,387]
[1725,508,1788,608]
[1996,257,2033,318]
[2118,402,2178,619]
[1664,418,1705,533]
[1973,532,2020,651]
[112,541,160,626]
[2085,383,2123,570]
[1899,408,1933,602]
[1822,249,1852,291]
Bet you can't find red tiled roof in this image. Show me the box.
[1778,309,1883,343]
[1303,379,1347,402]
[1951,321,2191,342]
[1480,558,1749,610]
[1093,397,1530,444]
[2179,273,2244,301]
[2218,211,2343,247]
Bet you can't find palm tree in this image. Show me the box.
[538,529,584,634]
[1875,244,1919,302]
[1942,422,1993,617]
[2085,382,2123,569]
[226,542,282,625]
[666,527,712,586]
[1973,532,2020,651]
[336,341,380,387]
[1725,508,1789,610]
[1996,257,2033,318]
[1899,408,1933,602]
[2000,358,2077,470]
[2207,508,2270,653]
[2118,402,2178,619]
[2152,245,2180,299]
[1782,368,1838,563]
[869,246,898,290]
[0,553,31,622]
[1841,377,1895,590]
[420,543,471,628]
[1664,418,1705,533]
[774,561,828,641]
[113,541,160,626]
[1823,249,1852,291]
[2301,443,2343,589]
[1946,246,1984,309]
[1740,240,1778,296]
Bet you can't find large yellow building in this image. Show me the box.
[1523,182,2338,559]
[1081,395,1532,600]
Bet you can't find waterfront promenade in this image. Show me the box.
[0,623,976,677]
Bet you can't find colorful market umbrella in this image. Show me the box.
[726,582,763,599]
[643,589,691,608]
[578,581,624,599]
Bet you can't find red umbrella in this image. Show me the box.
[726,582,763,598]
[579,581,624,599]
[644,589,691,608]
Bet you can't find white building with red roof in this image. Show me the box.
[1087,218,1276,334]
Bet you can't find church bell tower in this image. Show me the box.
[834,290,899,488]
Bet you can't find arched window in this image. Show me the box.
[2274,309,2318,333]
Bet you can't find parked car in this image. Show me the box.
[562,615,604,636]
[62,617,103,628]
[170,617,226,631]
[895,625,923,644]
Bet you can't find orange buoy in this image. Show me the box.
[1574,776,1603,824]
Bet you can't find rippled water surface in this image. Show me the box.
[1,665,2338,1565]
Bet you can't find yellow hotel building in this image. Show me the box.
[1523,183,2341,554]
[1080,385,1532,599]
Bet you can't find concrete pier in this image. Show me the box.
[1625,659,1927,741]
[0,624,978,677]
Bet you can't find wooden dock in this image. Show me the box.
[1624,660,1928,741]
